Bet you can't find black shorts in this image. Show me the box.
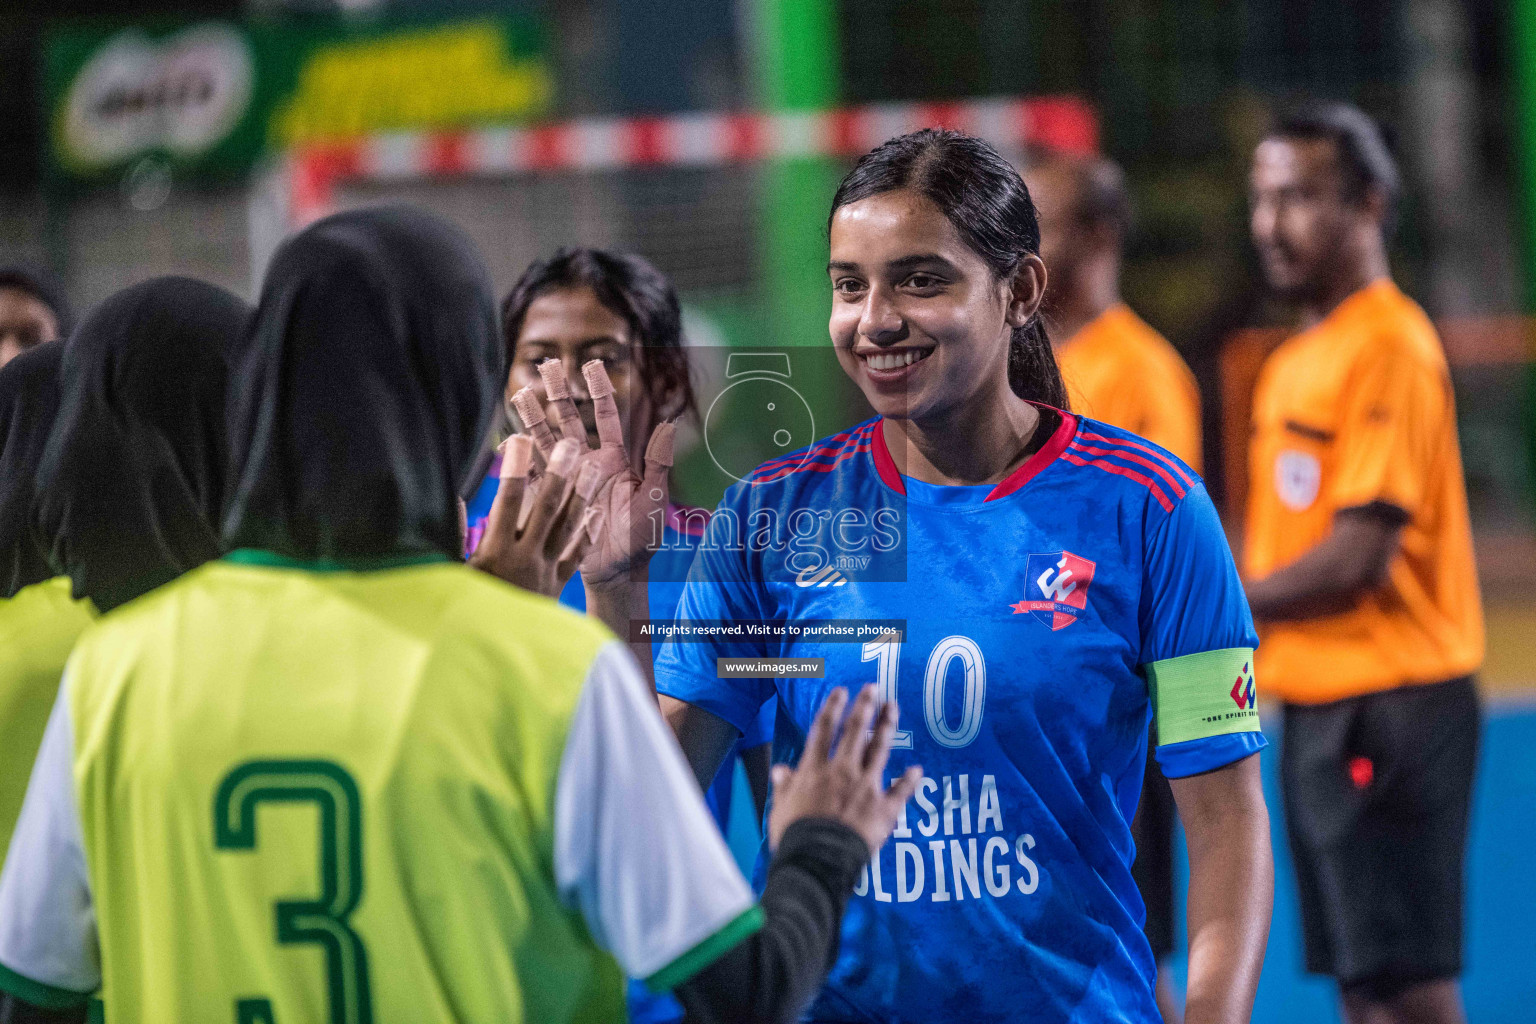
[1281,676,1481,992]
[1131,741,1176,961]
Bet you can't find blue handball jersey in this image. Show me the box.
[656,411,1265,1024]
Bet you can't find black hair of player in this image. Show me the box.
[829,128,1069,410]
[1269,101,1401,232]
[501,248,699,424]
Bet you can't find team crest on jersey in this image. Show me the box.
[1011,552,1096,630]
[1231,660,1257,710]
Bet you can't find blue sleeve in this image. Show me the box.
[654,488,775,735]
[1140,484,1258,663]
[1156,732,1267,778]
[1140,484,1267,778]
[738,698,775,750]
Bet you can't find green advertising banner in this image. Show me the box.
[43,13,552,185]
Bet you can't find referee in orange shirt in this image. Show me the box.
[1030,150,1201,1024]
[1245,103,1483,1024]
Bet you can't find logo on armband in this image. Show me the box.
[1231,661,1257,710]
[1010,551,1096,631]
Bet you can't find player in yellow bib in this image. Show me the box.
[0,278,245,876]
[0,207,919,1024]
[0,343,91,864]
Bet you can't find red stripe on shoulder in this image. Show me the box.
[749,442,872,484]
[1077,429,1197,489]
[1067,440,1187,499]
[1060,450,1175,512]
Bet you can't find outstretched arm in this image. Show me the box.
[673,687,921,1024]
[672,818,866,1024]
[562,644,919,1024]
[1170,753,1272,1024]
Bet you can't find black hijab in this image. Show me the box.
[223,206,501,563]
[34,277,246,612]
[0,342,64,597]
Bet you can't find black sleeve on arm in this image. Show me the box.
[674,819,868,1024]
[0,994,88,1024]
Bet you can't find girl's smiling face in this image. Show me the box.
[828,188,1044,423]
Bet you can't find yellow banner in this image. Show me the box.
[272,21,551,145]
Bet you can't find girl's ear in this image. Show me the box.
[1005,255,1047,329]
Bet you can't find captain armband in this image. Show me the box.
[1147,648,1261,746]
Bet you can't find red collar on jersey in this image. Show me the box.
[871,405,1077,501]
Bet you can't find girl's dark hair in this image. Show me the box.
[828,128,1069,410]
[501,247,699,423]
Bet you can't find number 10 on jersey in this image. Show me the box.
[862,635,987,750]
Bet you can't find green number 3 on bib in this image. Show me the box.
[213,760,373,1024]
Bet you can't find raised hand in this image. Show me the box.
[468,434,604,597]
[767,685,923,855]
[511,359,673,589]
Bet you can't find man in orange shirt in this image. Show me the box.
[1030,151,1201,1024]
[1246,103,1482,1024]
[1031,153,1202,470]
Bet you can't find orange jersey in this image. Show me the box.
[1244,280,1483,703]
[1055,304,1203,472]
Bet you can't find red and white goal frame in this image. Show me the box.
[263,95,1098,231]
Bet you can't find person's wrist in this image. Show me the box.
[584,567,649,598]
[583,574,648,634]
[772,818,870,890]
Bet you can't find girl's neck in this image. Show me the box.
[884,384,1043,486]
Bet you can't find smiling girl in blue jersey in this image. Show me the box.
[656,130,1274,1024]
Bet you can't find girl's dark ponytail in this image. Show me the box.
[1008,318,1070,410]
[831,128,1070,411]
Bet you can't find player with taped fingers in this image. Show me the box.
[1245,102,1483,1024]
[655,129,1272,1024]
[503,354,673,678]
[1029,149,1204,1024]
[0,206,920,1024]
[469,249,779,1024]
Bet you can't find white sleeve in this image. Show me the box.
[554,641,760,987]
[0,676,99,1004]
